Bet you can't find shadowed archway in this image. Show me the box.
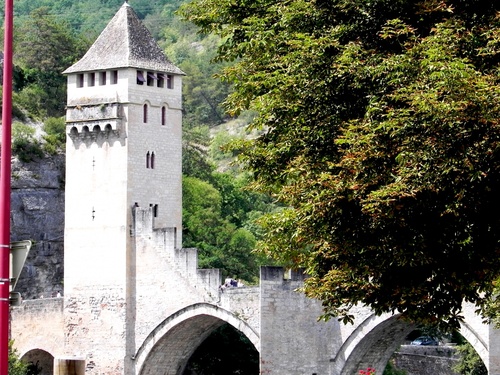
[336,311,489,374]
[338,314,416,375]
[135,303,259,375]
[21,349,54,375]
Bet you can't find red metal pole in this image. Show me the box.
[0,0,13,373]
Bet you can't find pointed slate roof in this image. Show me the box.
[63,2,184,75]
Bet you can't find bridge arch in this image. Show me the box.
[459,319,488,368]
[337,311,488,374]
[335,313,415,375]
[134,303,260,375]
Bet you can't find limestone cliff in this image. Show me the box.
[10,154,65,300]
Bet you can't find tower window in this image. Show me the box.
[143,104,148,123]
[77,74,84,88]
[88,72,95,87]
[161,106,166,125]
[137,70,145,85]
[157,74,165,88]
[99,71,106,85]
[111,70,118,84]
[166,75,173,89]
[149,204,158,217]
[146,151,155,169]
[147,72,156,86]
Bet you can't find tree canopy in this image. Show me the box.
[181,0,500,328]
[13,7,87,117]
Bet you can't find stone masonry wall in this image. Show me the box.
[259,266,342,375]
[394,346,459,375]
[219,286,260,334]
[131,207,221,354]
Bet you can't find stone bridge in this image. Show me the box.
[10,246,500,375]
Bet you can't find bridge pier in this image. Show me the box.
[259,267,342,375]
[53,357,85,375]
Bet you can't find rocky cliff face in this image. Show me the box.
[10,154,65,300]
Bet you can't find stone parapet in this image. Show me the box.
[10,298,65,357]
[219,286,260,333]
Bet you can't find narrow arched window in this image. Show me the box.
[161,106,166,126]
[151,152,155,169]
[146,152,150,168]
[143,104,148,123]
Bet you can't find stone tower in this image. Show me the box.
[62,2,185,371]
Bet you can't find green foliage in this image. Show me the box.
[454,342,487,375]
[11,0,173,35]
[14,7,88,117]
[181,122,279,283]
[181,0,500,328]
[43,117,66,154]
[183,175,223,243]
[183,175,264,282]
[182,125,215,181]
[163,17,233,128]
[13,85,49,120]
[0,87,26,120]
[12,122,44,163]
[9,341,28,375]
[180,51,232,128]
[210,130,237,162]
[383,361,406,375]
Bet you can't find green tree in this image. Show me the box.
[182,174,271,283]
[164,22,232,128]
[454,342,487,375]
[182,125,215,180]
[183,175,224,248]
[10,0,171,35]
[181,0,500,328]
[9,340,28,375]
[15,7,87,117]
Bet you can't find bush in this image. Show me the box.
[43,116,66,154]
[12,122,43,162]
[8,340,28,375]
[13,85,48,119]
